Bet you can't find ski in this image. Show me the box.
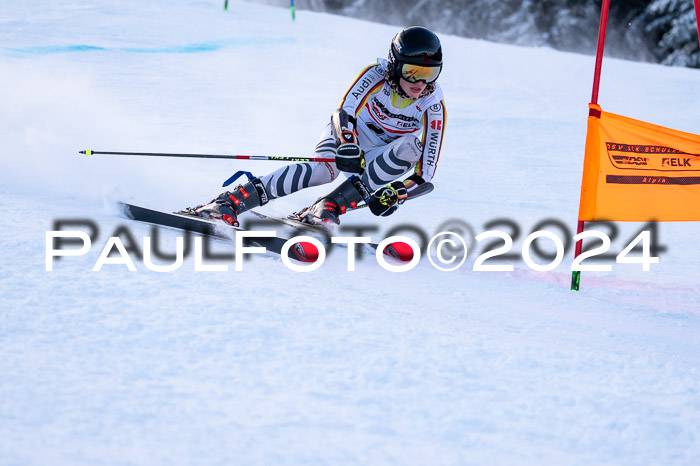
[244,209,415,262]
[119,202,299,259]
[244,182,434,262]
[120,203,408,263]
[119,181,432,263]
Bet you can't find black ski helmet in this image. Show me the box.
[388,26,443,84]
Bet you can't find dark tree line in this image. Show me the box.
[253,0,700,67]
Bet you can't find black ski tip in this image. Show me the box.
[118,202,135,219]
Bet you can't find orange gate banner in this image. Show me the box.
[578,104,700,221]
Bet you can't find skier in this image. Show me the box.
[186,26,446,228]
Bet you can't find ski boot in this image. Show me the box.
[181,178,269,227]
[292,176,370,227]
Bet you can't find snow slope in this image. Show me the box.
[1,1,700,464]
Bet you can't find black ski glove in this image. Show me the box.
[368,181,408,217]
[335,131,365,174]
[331,108,365,174]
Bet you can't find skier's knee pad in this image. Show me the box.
[311,161,337,183]
[394,136,423,164]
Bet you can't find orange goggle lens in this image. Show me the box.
[400,64,441,83]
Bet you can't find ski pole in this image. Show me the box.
[79,149,335,163]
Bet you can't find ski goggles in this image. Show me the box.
[400,63,441,83]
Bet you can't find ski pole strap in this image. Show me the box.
[222,170,255,187]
